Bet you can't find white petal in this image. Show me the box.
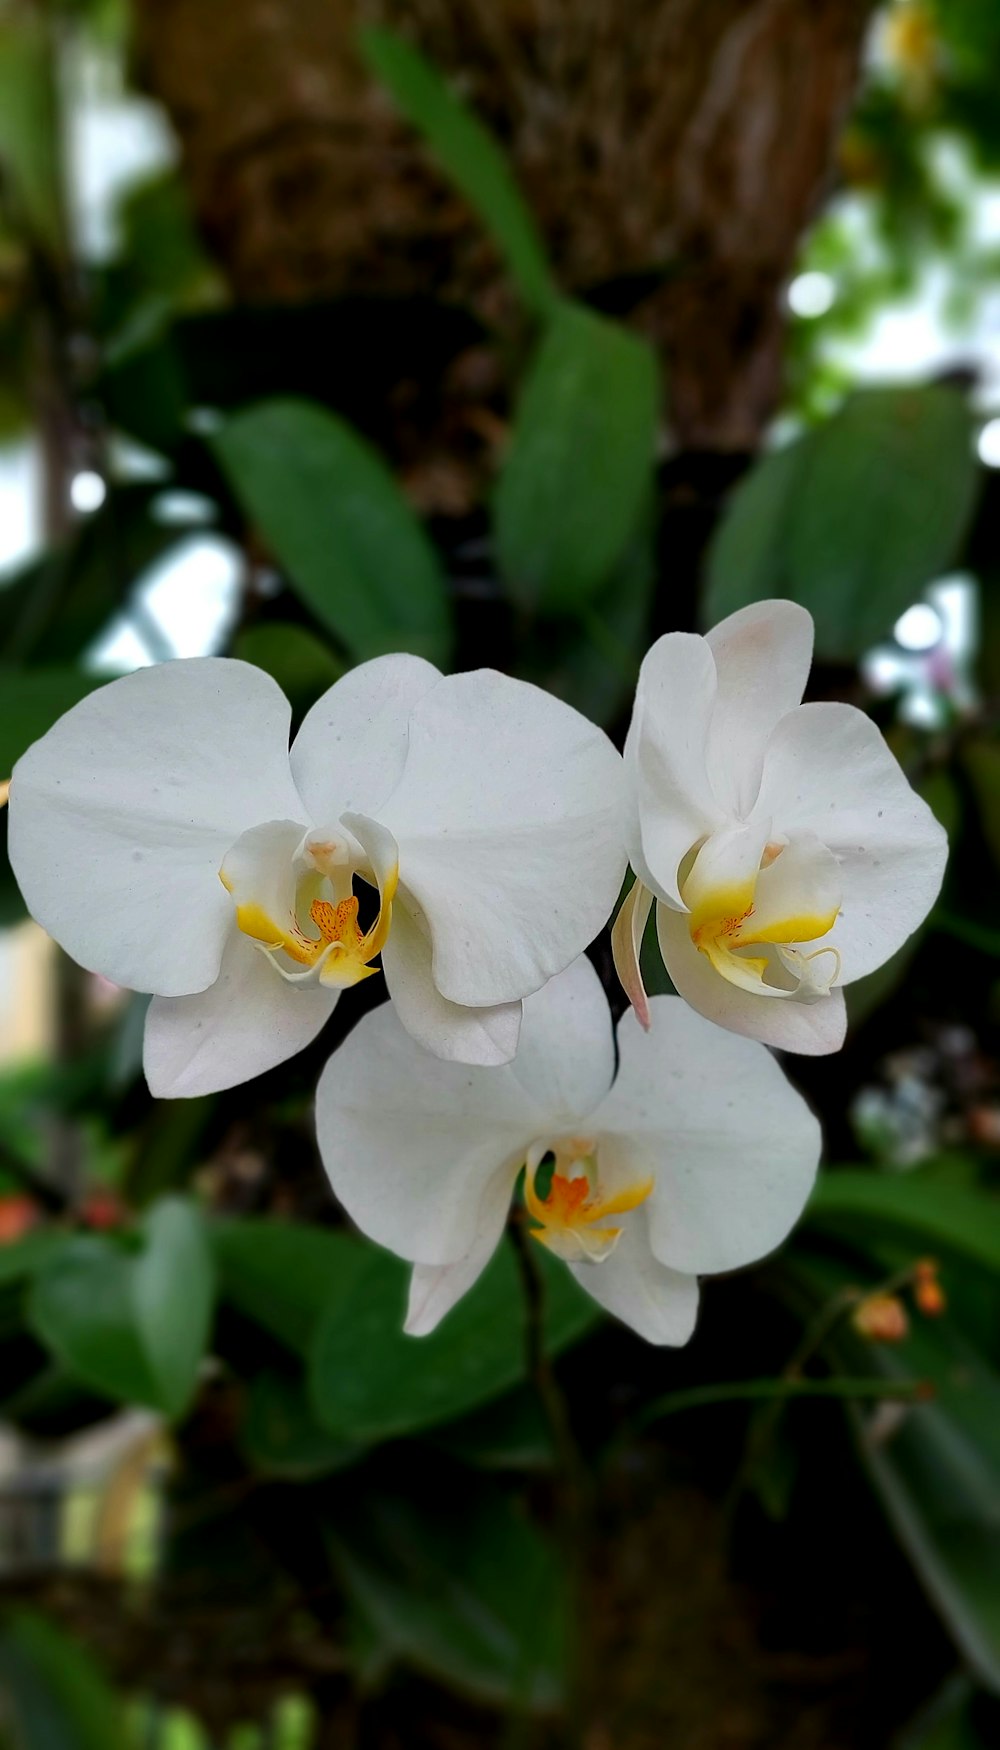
[405,1233,504,1336]
[289,654,440,823]
[705,600,813,818]
[315,998,533,1267]
[611,879,654,1029]
[144,930,336,1097]
[593,999,821,1275]
[568,1217,699,1345]
[753,702,948,980]
[381,901,523,1066]
[624,635,722,906]
[505,953,615,1124]
[657,902,848,1054]
[9,659,302,997]
[378,670,626,1007]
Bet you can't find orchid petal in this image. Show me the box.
[315,999,532,1267]
[704,600,813,817]
[9,659,303,997]
[381,902,523,1066]
[406,1236,504,1336]
[624,635,722,906]
[657,901,848,1054]
[568,1217,699,1345]
[144,929,336,1097]
[377,669,626,1008]
[289,653,440,824]
[611,878,654,1028]
[593,999,821,1274]
[753,702,947,980]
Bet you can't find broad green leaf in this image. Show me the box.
[0,18,64,256]
[807,1170,1000,1274]
[0,1228,68,1289]
[496,300,659,614]
[360,28,556,316]
[0,667,99,776]
[329,1475,568,1707]
[309,1235,599,1443]
[240,1368,362,1479]
[213,399,453,666]
[0,1610,126,1750]
[705,386,980,661]
[232,622,343,718]
[212,1220,369,1355]
[28,1197,214,1418]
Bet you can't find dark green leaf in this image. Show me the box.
[212,1219,369,1355]
[0,1610,126,1750]
[329,1475,568,1707]
[496,301,659,614]
[360,28,556,317]
[28,1197,214,1417]
[0,17,63,255]
[0,667,99,776]
[212,398,453,665]
[309,1235,599,1443]
[241,1368,362,1479]
[807,1170,1000,1274]
[232,623,343,719]
[706,386,980,660]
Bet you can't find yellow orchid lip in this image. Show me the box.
[221,838,399,990]
[524,1139,653,1264]
[683,842,842,1001]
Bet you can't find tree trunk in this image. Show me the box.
[130,0,871,453]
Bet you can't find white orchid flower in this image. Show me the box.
[316,955,821,1345]
[614,600,948,1055]
[9,655,626,1095]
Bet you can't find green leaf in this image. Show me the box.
[496,301,659,614]
[212,398,453,666]
[899,1676,988,1750]
[0,667,98,776]
[329,1475,568,1708]
[28,1197,214,1418]
[360,28,556,317]
[807,1170,1000,1274]
[232,623,343,719]
[705,386,980,661]
[0,17,64,256]
[212,1219,370,1354]
[0,1610,126,1750]
[240,1368,362,1479]
[309,1235,599,1443]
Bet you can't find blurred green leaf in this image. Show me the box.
[496,301,659,614]
[0,1610,126,1750]
[0,1228,68,1289]
[29,1197,214,1417]
[360,28,556,317]
[0,668,99,775]
[329,1475,568,1708]
[212,1220,369,1355]
[309,1235,599,1443]
[232,623,343,719]
[0,16,64,255]
[899,1675,991,1749]
[706,386,980,660]
[808,1170,1000,1274]
[430,1385,553,1471]
[213,398,453,665]
[240,1368,362,1479]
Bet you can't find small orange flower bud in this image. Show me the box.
[853,1293,909,1343]
[0,1194,39,1244]
[913,1259,946,1317]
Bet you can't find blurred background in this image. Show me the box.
[1,1,1000,1745]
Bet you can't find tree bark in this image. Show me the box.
[130,0,871,450]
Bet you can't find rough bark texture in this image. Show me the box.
[131,0,870,452]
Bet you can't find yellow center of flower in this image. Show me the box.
[524,1138,653,1265]
[682,836,842,1001]
[219,822,398,991]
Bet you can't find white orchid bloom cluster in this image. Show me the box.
[7,599,947,1344]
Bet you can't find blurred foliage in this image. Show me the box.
[2,5,1000,1747]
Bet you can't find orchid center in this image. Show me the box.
[681,825,842,1003]
[523,1137,653,1264]
[219,817,398,991]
